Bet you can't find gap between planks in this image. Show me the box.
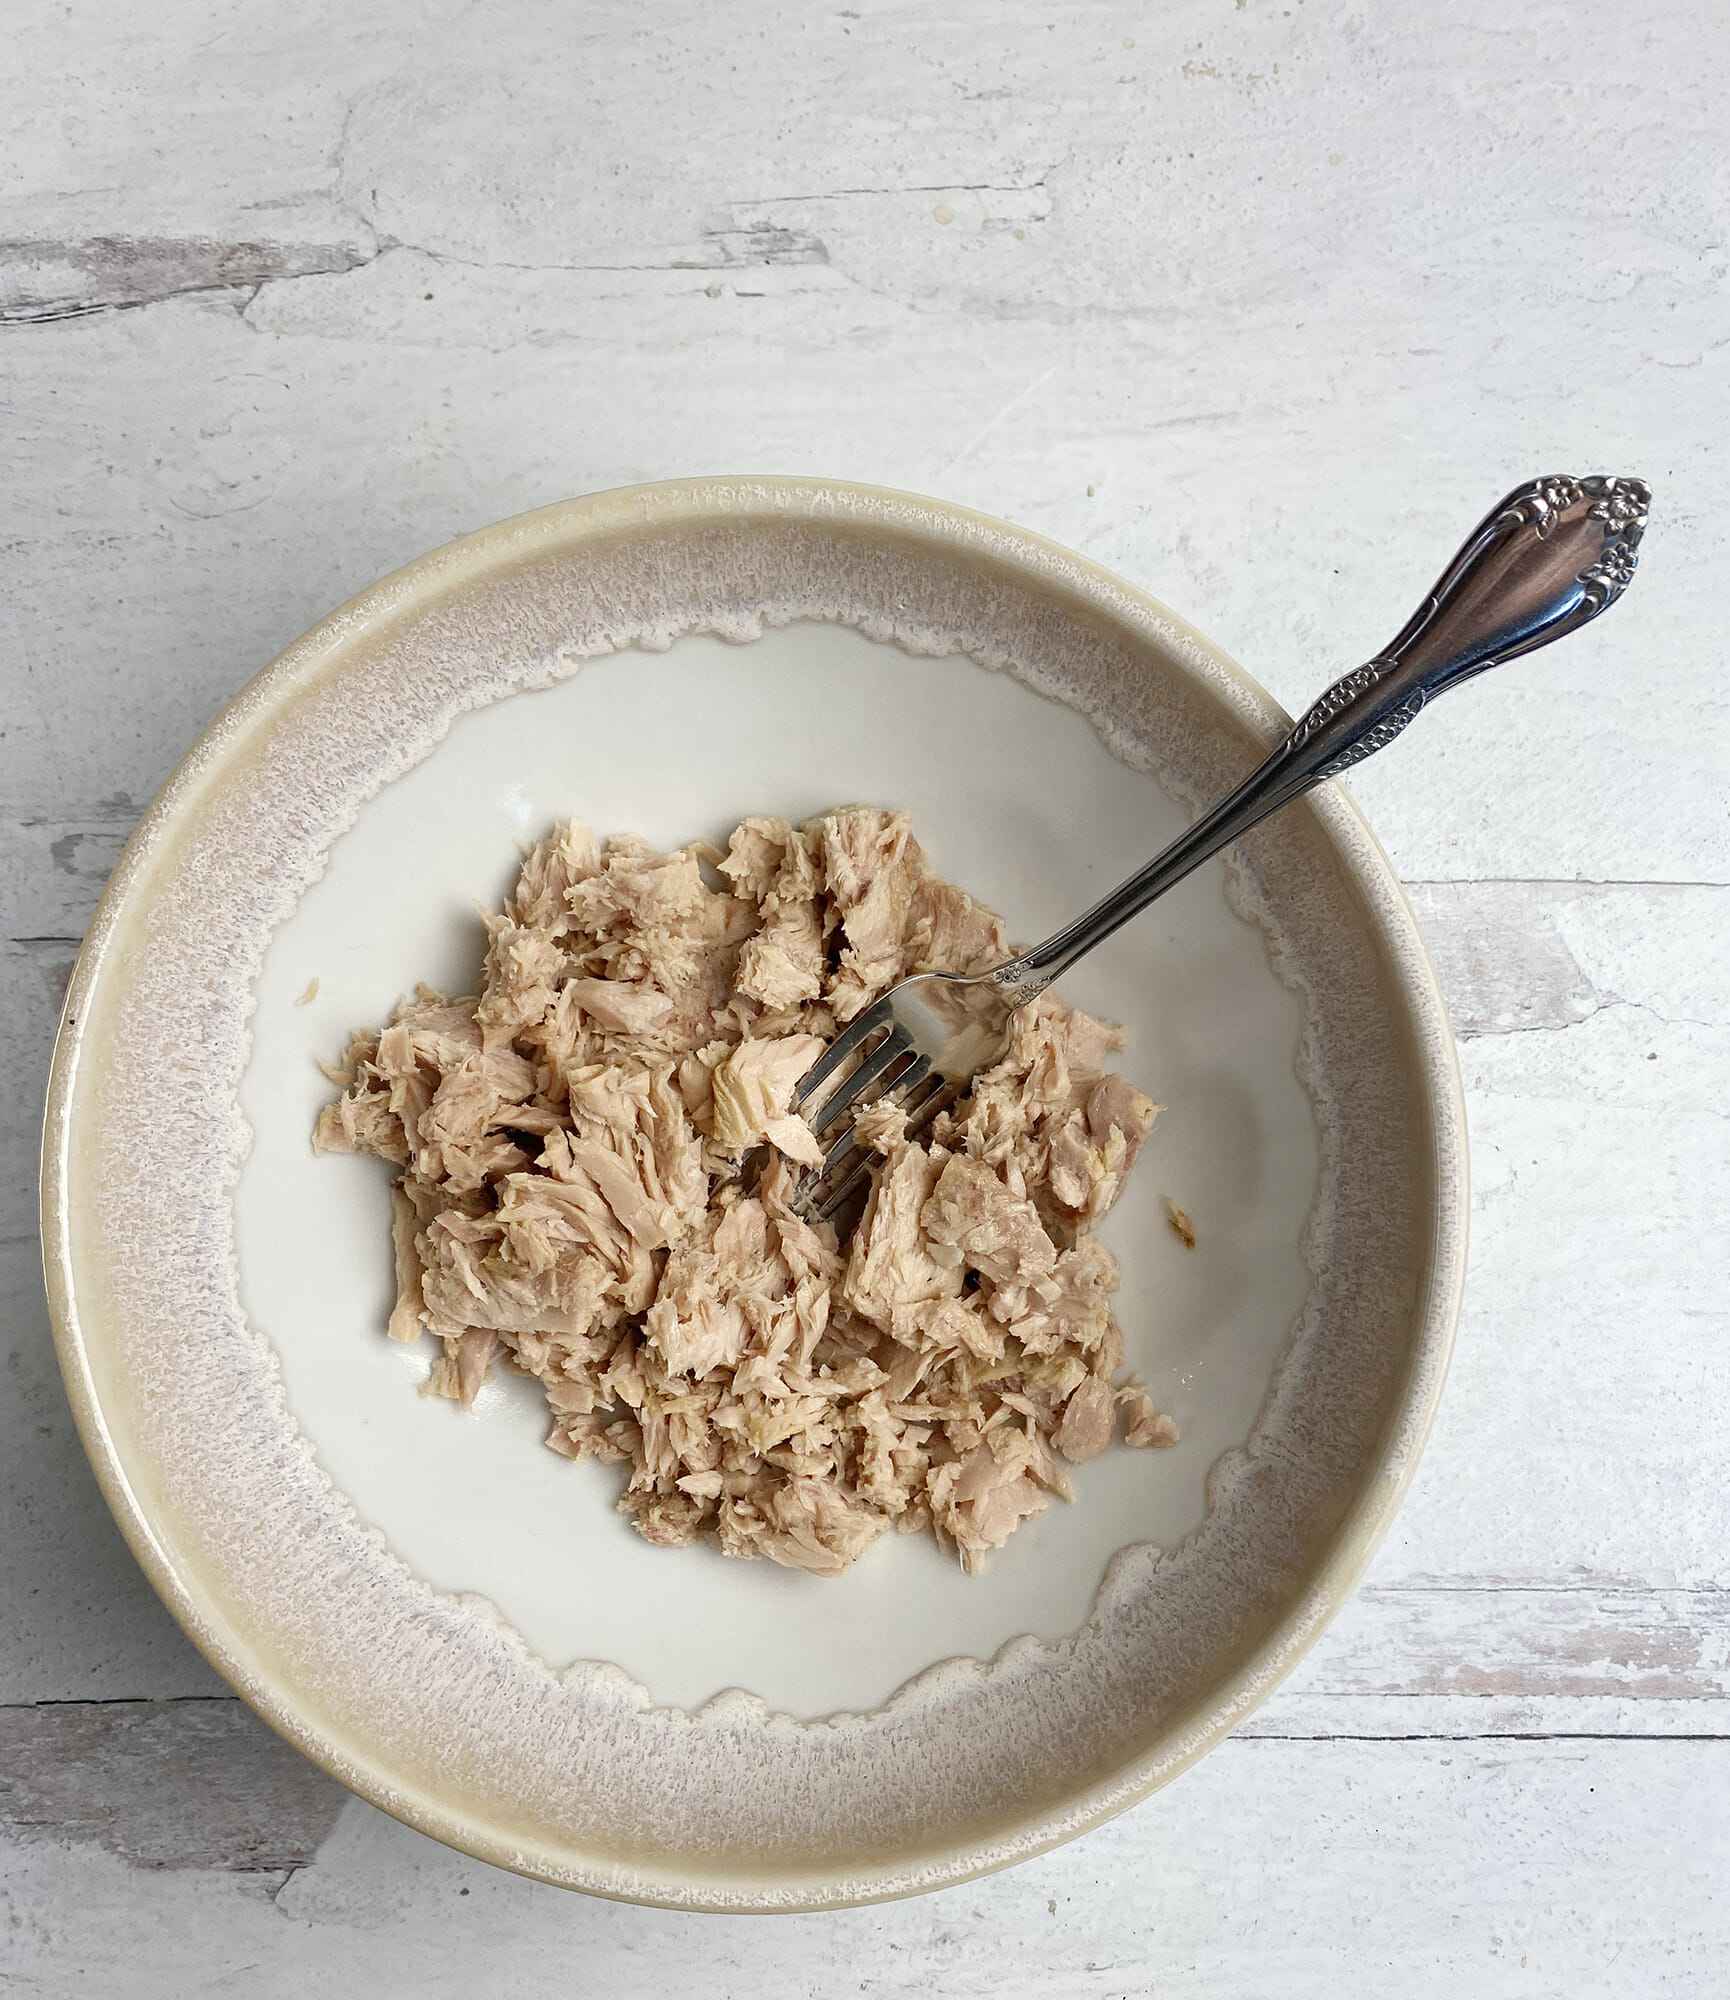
[3,1693,1727,1876]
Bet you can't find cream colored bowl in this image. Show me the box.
[42,478,1465,1909]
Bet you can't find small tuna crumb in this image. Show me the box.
[1165,1197,1196,1249]
[1118,1378,1179,1448]
[296,977,320,1006]
[850,1095,909,1154]
[320,808,1169,1578]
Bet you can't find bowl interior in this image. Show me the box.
[237,620,1319,1717]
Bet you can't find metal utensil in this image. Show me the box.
[788,473,1651,1226]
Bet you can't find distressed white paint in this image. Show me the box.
[2,0,1727,1987]
[4,1743,1728,1997]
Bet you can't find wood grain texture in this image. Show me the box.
[0,1702,344,1870]
[3,0,1726,1985]
[2,1740,1726,1997]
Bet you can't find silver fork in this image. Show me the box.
[787,473,1650,1227]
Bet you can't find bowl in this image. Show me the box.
[42,477,1466,1908]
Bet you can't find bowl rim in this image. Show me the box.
[40,474,1468,1908]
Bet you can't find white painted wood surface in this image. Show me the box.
[3,1,1726,1990]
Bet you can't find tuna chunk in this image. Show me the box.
[735,899,825,1010]
[716,1475,888,1577]
[1055,1374,1117,1463]
[931,1428,1056,1571]
[1046,1071,1161,1224]
[920,1153,1057,1287]
[902,875,1009,978]
[708,1033,825,1152]
[841,1143,964,1338]
[717,815,820,907]
[427,1326,499,1409]
[815,807,922,1018]
[513,821,601,929]
[314,1080,408,1163]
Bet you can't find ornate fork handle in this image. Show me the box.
[995,473,1651,1004]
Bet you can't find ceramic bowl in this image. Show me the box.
[42,477,1465,1908]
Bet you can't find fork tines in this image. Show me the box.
[790,1005,960,1225]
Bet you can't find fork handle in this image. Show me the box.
[994,473,1651,1003]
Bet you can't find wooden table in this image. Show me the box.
[4,3,1725,1991]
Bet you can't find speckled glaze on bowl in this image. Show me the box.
[41,478,1466,1910]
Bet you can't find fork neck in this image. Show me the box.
[988,745,1317,1005]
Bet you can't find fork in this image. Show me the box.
[787,473,1651,1227]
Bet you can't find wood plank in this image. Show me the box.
[1403,881,1602,1038]
[1258,1582,1730,1743]
[2,939,80,1244]
[0,1233,227,1705]
[1403,882,1730,1039]
[1299,1583,1730,1706]
[0,1700,343,1870]
[0,812,145,941]
[1,1735,1725,1992]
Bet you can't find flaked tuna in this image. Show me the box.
[319,807,1177,1575]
